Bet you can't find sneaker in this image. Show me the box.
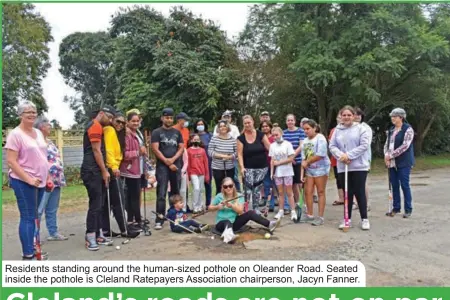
[338,219,352,230]
[290,210,298,221]
[85,233,99,251]
[96,235,113,245]
[32,250,49,260]
[274,210,284,220]
[47,233,68,241]
[269,219,281,233]
[259,198,267,207]
[312,217,324,226]
[386,210,400,217]
[403,212,411,218]
[155,222,163,230]
[302,214,315,222]
[103,231,121,238]
[361,219,370,230]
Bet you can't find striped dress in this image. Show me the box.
[207,136,237,171]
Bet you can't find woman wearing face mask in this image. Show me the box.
[187,134,210,215]
[120,112,147,232]
[384,108,415,218]
[329,105,372,231]
[208,120,237,195]
[301,120,331,226]
[237,115,271,213]
[194,119,213,208]
[269,127,297,221]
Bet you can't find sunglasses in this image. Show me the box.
[222,184,234,189]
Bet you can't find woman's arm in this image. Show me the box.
[390,127,414,158]
[123,134,139,160]
[6,150,36,185]
[237,139,245,171]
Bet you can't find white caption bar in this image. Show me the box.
[2,260,366,287]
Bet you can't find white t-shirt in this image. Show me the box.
[269,140,295,178]
[213,124,240,140]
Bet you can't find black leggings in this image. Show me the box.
[333,166,343,190]
[338,171,368,219]
[123,177,142,223]
[213,168,235,195]
[215,210,270,233]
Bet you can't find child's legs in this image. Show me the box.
[304,175,315,216]
[283,177,295,209]
[314,175,328,217]
[190,175,201,211]
[274,177,285,210]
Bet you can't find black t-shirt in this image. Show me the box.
[151,126,184,167]
[237,130,268,169]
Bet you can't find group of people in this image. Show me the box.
[4,100,416,258]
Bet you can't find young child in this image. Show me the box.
[166,195,208,234]
[187,134,210,215]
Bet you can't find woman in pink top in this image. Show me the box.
[5,101,52,260]
[120,112,146,232]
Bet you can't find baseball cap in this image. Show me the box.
[176,112,190,120]
[162,108,174,116]
[127,108,141,116]
[100,105,116,116]
[260,111,269,116]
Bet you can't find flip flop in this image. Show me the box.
[332,200,344,206]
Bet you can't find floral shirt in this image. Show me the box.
[47,139,66,187]
[384,127,414,168]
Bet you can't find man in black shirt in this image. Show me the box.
[151,108,184,229]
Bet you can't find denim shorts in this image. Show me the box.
[305,166,330,178]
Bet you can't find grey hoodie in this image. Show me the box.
[329,122,371,173]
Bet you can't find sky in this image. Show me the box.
[34,3,251,129]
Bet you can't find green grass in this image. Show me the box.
[2,154,449,206]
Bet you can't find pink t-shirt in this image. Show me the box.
[4,127,49,188]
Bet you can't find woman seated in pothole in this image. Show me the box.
[208,177,280,243]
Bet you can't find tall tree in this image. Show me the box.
[2,3,53,128]
[58,31,116,125]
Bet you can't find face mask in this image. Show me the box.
[196,125,205,132]
[184,121,189,128]
[193,141,200,147]
[276,137,284,144]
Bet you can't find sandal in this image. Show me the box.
[332,200,344,206]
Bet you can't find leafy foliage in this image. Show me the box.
[2,3,53,128]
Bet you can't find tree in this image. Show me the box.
[239,3,450,155]
[2,3,53,128]
[58,31,116,126]
[110,5,246,128]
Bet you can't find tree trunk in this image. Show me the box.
[414,114,436,156]
[317,94,328,135]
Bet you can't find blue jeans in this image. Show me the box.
[10,177,44,256]
[171,219,201,233]
[263,171,276,209]
[38,187,61,237]
[390,167,413,213]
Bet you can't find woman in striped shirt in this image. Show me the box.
[208,120,237,195]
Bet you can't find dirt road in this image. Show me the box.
[2,168,449,286]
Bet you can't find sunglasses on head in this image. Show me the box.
[222,184,234,189]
